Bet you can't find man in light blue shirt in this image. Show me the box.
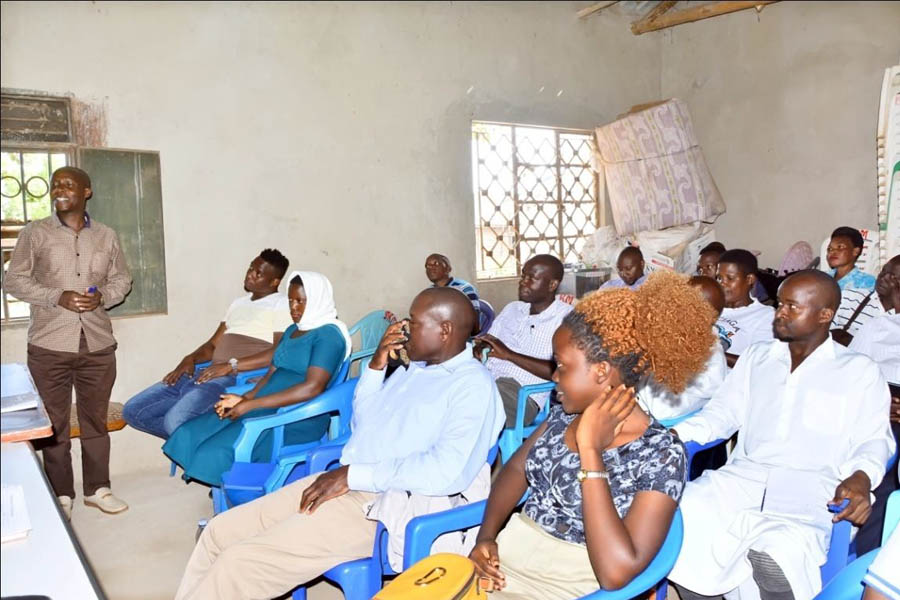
[176,287,504,600]
[600,246,647,290]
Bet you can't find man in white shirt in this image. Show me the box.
[670,270,895,600]
[716,249,775,367]
[123,249,293,438]
[175,287,504,600]
[849,254,900,555]
[474,254,574,427]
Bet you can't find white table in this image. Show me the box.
[1,442,105,599]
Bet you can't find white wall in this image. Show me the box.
[0,1,662,402]
[659,0,900,266]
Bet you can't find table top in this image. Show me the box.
[1,363,53,443]
[1,442,106,599]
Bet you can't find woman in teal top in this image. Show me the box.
[164,271,351,486]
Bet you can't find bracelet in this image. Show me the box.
[576,469,609,483]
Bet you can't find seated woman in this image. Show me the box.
[163,270,351,486]
[469,272,715,599]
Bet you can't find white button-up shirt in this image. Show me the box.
[343,344,504,495]
[671,339,895,599]
[850,309,900,384]
[485,299,574,408]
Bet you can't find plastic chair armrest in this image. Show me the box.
[193,361,211,373]
[684,438,726,461]
[236,367,268,386]
[306,441,348,475]
[403,500,488,569]
[225,383,255,396]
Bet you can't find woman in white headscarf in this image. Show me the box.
[164,271,351,486]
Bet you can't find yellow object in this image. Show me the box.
[374,553,485,599]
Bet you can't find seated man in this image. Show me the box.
[475,254,573,428]
[123,249,292,438]
[669,270,895,600]
[850,254,900,555]
[828,226,880,342]
[174,287,504,600]
[425,253,480,319]
[637,276,727,423]
[716,249,774,367]
[697,242,726,279]
[600,246,647,290]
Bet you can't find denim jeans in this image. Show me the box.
[123,373,237,439]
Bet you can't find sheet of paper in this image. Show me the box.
[1,484,32,544]
[1,364,37,397]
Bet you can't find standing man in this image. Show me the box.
[475,254,573,427]
[5,166,132,519]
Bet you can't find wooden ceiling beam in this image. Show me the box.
[631,0,779,35]
[630,0,679,33]
[577,1,621,20]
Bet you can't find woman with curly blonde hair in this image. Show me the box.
[469,271,716,599]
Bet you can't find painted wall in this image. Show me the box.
[0,1,661,402]
[659,0,900,266]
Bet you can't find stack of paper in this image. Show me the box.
[1,484,32,543]
[1,363,39,414]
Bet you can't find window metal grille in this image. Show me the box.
[1,149,70,322]
[471,121,600,280]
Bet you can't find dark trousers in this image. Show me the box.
[854,421,900,555]
[27,333,117,498]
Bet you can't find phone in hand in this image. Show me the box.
[389,319,411,366]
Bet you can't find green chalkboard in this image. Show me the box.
[77,148,167,316]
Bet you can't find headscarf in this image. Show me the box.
[287,270,352,359]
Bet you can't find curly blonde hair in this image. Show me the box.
[562,271,715,393]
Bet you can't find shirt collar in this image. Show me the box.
[409,343,475,374]
[770,335,835,368]
[520,298,567,322]
[54,212,91,229]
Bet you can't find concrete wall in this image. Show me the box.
[659,0,900,266]
[0,1,661,402]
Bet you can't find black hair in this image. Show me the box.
[718,249,758,276]
[700,241,726,256]
[289,274,304,287]
[619,246,644,261]
[830,227,864,250]
[561,310,644,388]
[52,166,92,188]
[529,254,565,281]
[260,248,289,279]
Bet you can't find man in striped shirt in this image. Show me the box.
[425,253,480,325]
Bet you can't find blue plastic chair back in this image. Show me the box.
[498,381,556,463]
[884,489,900,546]
[477,299,496,334]
[348,310,391,372]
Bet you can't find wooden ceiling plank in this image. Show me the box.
[632,0,779,35]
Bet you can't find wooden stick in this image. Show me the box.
[631,0,779,35]
[577,0,621,19]
[630,0,678,33]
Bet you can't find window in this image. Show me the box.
[1,149,71,320]
[1,92,168,323]
[471,121,601,280]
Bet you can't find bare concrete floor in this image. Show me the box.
[67,427,342,600]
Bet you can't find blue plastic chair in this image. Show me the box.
[477,299,496,334]
[215,373,356,512]
[348,310,392,373]
[403,502,684,600]
[814,490,900,600]
[289,442,501,600]
[498,381,556,463]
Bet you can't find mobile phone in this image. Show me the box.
[827,498,850,513]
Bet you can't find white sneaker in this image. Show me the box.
[84,487,128,514]
[58,496,73,520]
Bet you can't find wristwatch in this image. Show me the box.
[576,469,609,483]
[228,357,239,374]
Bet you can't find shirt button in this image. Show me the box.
[77,273,81,277]
[77,253,80,257]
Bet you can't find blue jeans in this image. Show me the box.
[123,374,236,439]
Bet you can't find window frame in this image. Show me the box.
[471,120,603,282]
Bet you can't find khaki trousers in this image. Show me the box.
[176,473,377,600]
[27,333,117,498]
[490,513,598,600]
